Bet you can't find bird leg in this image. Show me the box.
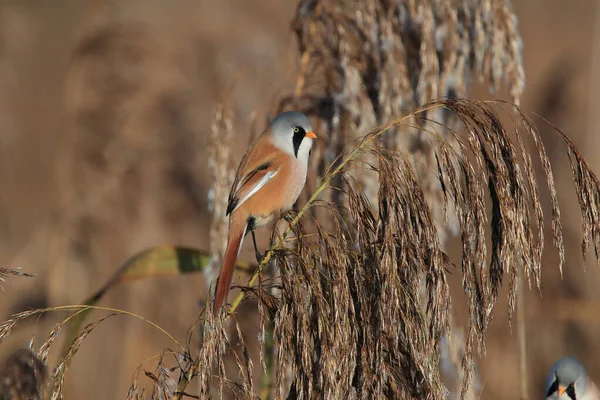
[251,230,265,264]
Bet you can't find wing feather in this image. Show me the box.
[226,162,280,215]
[226,134,285,216]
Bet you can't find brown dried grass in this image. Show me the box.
[265,99,599,399]
[170,98,600,400]
[0,267,35,291]
[269,1,526,398]
[0,348,46,400]
[2,1,599,400]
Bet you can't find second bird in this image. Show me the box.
[546,356,600,400]
[213,111,317,315]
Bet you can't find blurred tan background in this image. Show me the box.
[0,0,599,398]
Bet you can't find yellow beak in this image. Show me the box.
[558,386,566,396]
[305,131,317,139]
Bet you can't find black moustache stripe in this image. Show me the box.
[293,127,306,157]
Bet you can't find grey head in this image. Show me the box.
[269,111,316,160]
[546,356,589,399]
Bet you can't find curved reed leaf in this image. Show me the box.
[60,246,256,356]
[111,246,212,283]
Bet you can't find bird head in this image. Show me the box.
[546,356,590,399]
[269,111,317,160]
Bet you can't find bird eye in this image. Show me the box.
[293,127,300,133]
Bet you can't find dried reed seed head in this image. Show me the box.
[38,318,67,365]
[0,348,47,400]
[0,267,35,290]
[278,6,524,389]
[229,317,255,397]
[148,351,176,400]
[208,101,236,269]
[282,0,525,252]
[50,314,117,400]
[0,310,41,346]
[126,365,144,400]
[212,99,600,399]
[195,312,229,398]
[270,155,451,398]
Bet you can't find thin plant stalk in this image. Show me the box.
[517,264,529,400]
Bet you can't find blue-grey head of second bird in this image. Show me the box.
[546,356,591,399]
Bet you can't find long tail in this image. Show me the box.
[213,217,247,315]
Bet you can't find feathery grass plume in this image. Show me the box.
[130,352,186,400]
[229,316,255,397]
[280,0,524,218]
[0,310,40,345]
[1,303,183,399]
[214,99,600,399]
[208,100,236,273]
[273,151,451,398]
[273,1,524,398]
[49,314,117,400]
[439,322,482,400]
[562,131,600,266]
[126,365,147,400]
[171,308,264,400]
[147,351,177,400]
[0,267,35,290]
[191,311,228,399]
[0,348,47,400]
[38,317,67,365]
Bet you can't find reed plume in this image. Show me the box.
[3,2,600,400]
